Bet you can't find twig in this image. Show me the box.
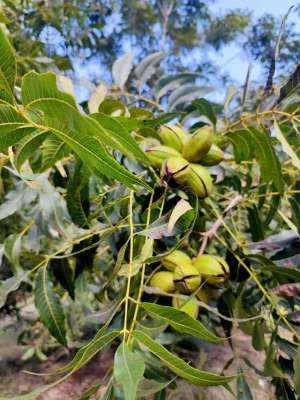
[198,194,243,256]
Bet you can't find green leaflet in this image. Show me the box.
[114,341,145,400]
[169,84,214,111]
[141,303,222,342]
[15,130,49,169]
[132,330,236,386]
[294,351,300,395]
[154,72,201,101]
[40,135,70,171]
[0,105,35,152]
[34,265,67,346]
[227,127,284,194]
[22,71,77,108]
[91,112,149,165]
[236,371,253,400]
[24,100,149,189]
[21,71,150,190]
[57,328,120,374]
[21,72,150,189]
[66,160,90,227]
[0,27,16,104]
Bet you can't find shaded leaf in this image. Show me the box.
[236,372,253,400]
[169,84,214,111]
[168,199,193,233]
[227,127,284,193]
[135,52,165,91]
[34,265,67,346]
[294,351,300,395]
[66,160,90,227]
[91,112,149,164]
[274,120,300,170]
[112,53,134,89]
[192,98,216,125]
[154,72,201,101]
[88,83,107,113]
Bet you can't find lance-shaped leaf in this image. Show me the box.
[57,327,120,374]
[141,303,221,342]
[135,51,165,91]
[40,136,70,171]
[15,129,49,169]
[132,330,236,386]
[169,84,214,110]
[154,72,201,101]
[0,105,35,152]
[114,341,145,400]
[34,265,67,346]
[91,112,149,164]
[21,72,150,190]
[66,160,90,227]
[22,71,77,108]
[112,53,133,89]
[227,127,284,194]
[0,27,16,104]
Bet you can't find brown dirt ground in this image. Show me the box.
[0,323,275,400]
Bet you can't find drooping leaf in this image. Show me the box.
[251,255,300,282]
[192,98,216,125]
[0,105,35,152]
[114,341,145,400]
[290,188,300,234]
[293,351,300,395]
[112,53,134,89]
[236,372,253,400]
[154,72,201,101]
[247,206,264,242]
[15,130,49,170]
[0,272,28,308]
[66,160,90,227]
[272,283,300,298]
[273,120,300,170]
[34,265,67,346]
[137,378,173,398]
[142,303,221,342]
[135,51,165,91]
[224,84,238,114]
[21,72,150,190]
[91,112,149,164]
[40,135,70,171]
[57,328,119,374]
[227,127,284,193]
[167,199,193,233]
[0,27,16,103]
[169,84,214,111]
[132,330,236,386]
[88,83,107,113]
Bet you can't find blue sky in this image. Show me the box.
[211,0,299,85]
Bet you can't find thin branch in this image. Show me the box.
[198,194,243,256]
